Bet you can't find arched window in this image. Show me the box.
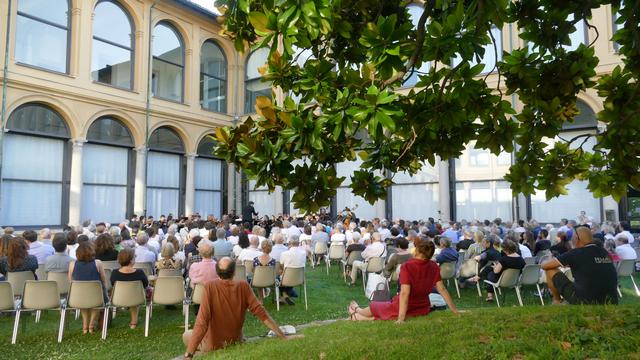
[200,40,227,113]
[82,118,134,223]
[403,4,431,87]
[15,0,70,73]
[194,136,225,218]
[91,0,134,89]
[152,22,184,102]
[245,48,271,113]
[530,100,600,223]
[1,104,70,227]
[146,127,185,218]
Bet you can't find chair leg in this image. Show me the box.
[362,271,367,293]
[494,286,500,308]
[101,308,108,340]
[617,287,622,298]
[58,308,66,343]
[144,305,150,337]
[536,284,545,306]
[303,281,308,310]
[35,310,41,323]
[631,275,640,297]
[476,281,482,297]
[75,309,80,320]
[454,279,461,299]
[275,286,280,312]
[515,286,524,307]
[12,310,21,344]
[184,304,189,331]
[326,258,329,275]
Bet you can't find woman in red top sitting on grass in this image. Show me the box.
[348,238,460,322]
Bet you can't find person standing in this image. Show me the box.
[242,201,258,225]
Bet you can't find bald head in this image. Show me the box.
[573,226,593,248]
[216,257,235,279]
[198,242,214,258]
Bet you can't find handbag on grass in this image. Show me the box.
[370,282,391,302]
[366,273,389,300]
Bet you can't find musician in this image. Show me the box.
[242,201,258,224]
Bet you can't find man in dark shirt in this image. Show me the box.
[542,227,618,305]
[435,237,459,265]
[242,201,258,224]
[533,230,551,256]
[456,230,474,251]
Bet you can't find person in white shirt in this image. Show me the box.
[279,235,307,269]
[227,226,240,245]
[557,218,570,234]
[349,232,386,285]
[270,233,288,262]
[518,241,533,259]
[238,236,263,263]
[134,232,157,264]
[286,220,303,240]
[39,228,52,246]
[146,227,161,255]
[377,220,392,243]
[614,235,638,260]
[23,230,54,265]
[331,224,346,244]
[616,221,635,245]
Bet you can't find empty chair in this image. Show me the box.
[133,262,154,277]
[13,281,62,344]
[0,282,17,335]
[103,269,113,293]
[484,268,523,307]
[517,264,545,305]
[524,257,536,265]
[101,261,120,271]
[439,262,456,289]
[341,251,363,283]
[616,259,640,297]
[244,260,255,277]
[107,280,147,339]
[361,257,385,293]
[456,259,482,298]
[185,283,206,331]
[35,264,46,281]
[327,244,345,274]
[313,242,328,268]
[147,276,185,337]
[158,269,182,277]
[251,266,279,309]
[280,267,308,310]
[60,281,108,342]
[47,272,71,295]
[233,265,247,282]
[7,271,35,298]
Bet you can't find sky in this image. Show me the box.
[189,0,220,14]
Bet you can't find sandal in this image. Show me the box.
[88,325,95,334]
[82,327,89,335]
[129,323,138,330]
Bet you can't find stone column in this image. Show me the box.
[185,154,196,216]
[134,147,147,216]
[68,139,86,226]
[438,158,451,222]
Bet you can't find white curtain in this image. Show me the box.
[194,158,222,218]
[81,144,128,223]
[1,134,64,226]
[336,160,379,220]
[531,180,600,223]
[392,183,439,221]
[249,190,276,217]
[146,152,180,218]
[456,181,512,221]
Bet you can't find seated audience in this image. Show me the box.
[182,257,289,357]
[45,233,73,273]
[270,233,288,262]
[233,233,250,259]
[95,233,119,261]
[533,230,552,257]
[604,239,620,262]
[350,232,386,285]
[464,231,484,260]
[68,242,108,334]
[348,238,459,321]
[156,243,183,272]
[110,248,149,329]
[383,237,412,278]
[23,229,54,265]
[550,231,571,257]
[238,236,262,263]
[189,243,218,288]
[67,230,79,259]
[473,235,501,277]
[0,237,39,278]
[542,226,618,305]
[212,228,233,258]
[614,234,637,260]
[456,230,474,251]
[478,240,525,302]
[134,232,157,265]
[435,236,458,265]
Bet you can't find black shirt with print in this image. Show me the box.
[557,244,618,305]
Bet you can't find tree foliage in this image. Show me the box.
[213,0,640,213]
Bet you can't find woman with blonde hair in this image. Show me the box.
[464,231,484,260]
[156,243,182,271]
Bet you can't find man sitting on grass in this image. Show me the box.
[183,257,293,358]
[542,226,618,305]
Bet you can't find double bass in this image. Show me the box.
[342,204,359,227]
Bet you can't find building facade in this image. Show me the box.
[0,0,627,228]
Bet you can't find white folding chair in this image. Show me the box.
[281,267,307,310]
[617,259,640,297]
[517,264,544,305]
[147,276,186,337]
[13,281,63,344]
[484,268,522,307]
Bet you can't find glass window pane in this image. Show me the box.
[153,23,183,65]
[195,158,222,190]
[455,181,512,221]
[15,15,68,73]
[148,127,184,152]
[146,188,179,218]
[403,4,430,87]
[1,181,62,226]
[246,48,269,79]
[7,104,69,137]
[531,180,600,224]
[454,142,510,181]
[147,152,180,188]
[2,134,63,181]
[152,59,183,102]
[82,144,128,185]
[87,118,133,146]
[392,183,439,221]
[244,79,271,113]
[91,40,132,88]
[195,190,221,218]
[197,135,217,156]
[201,41,226,78]
[201,74,227,112]
[392,164,438,184]
[93,1,132,46]
[81,185,127,224]
[18,0,68,27]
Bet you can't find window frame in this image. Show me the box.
[15,0,71,75]
[244,48,271,114]
[151,21,185,103]
[146,127,186,217]
[200,40,228,114]
[91,0,135,90]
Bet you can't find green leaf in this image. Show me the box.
[375,111,395,132]
[249,12,269,33]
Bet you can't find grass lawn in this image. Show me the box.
[0,262,639,359]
